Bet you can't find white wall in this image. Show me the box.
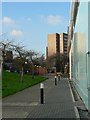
[72,2,90,111]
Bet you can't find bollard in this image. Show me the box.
[55,76,57,86]
[58,75,60,81]
[40,83,44,104]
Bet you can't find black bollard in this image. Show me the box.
[40,83,44,104]
[55,76,57,86]
[58,75,60,81]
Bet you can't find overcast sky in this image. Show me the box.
[1,2,70,54]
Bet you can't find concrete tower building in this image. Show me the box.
[47,33,60,72]
[47,32,68,73]
[60,33,68,57]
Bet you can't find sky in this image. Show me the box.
[1,2,70,55]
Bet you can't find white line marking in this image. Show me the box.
[67,79,75,102]
[74,106,80,119]
[3,102,38,106]
[24,112,29,118]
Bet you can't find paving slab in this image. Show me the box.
[2,76,76,118]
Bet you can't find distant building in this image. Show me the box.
[48,33,57,57]
[47,33,68,57]
[47,33,60,72]
[60,33,68,73]
[47,33,68,73]
[60,33,68,57]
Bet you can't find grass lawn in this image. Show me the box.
[2,71,47,97]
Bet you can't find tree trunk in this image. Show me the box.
[21,67,24,82]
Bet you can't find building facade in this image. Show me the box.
[60,33,68,57]
[68,1,90,112]
[47,33,60,72]
[48,33,68,58]
[47,33,68,73]
[48,33,57,57]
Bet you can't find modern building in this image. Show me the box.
[60,33,68,57]
[47,33,68,58]
[47,33,60,72]
[47,33,68,73]
[48,33,58,57]
[60,33,68,73]
[68,1,90,112]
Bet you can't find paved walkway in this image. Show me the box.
[2,75,77,118]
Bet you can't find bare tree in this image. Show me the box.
[46,54,56,72]
[11,44,27,82]
[0,39,14,69]
[11,45,39,81]
[25,50,36,62]
[38,54,46,67]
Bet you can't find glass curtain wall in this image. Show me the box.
[72,2,90,111]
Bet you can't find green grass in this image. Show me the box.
[2,71,47,97]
